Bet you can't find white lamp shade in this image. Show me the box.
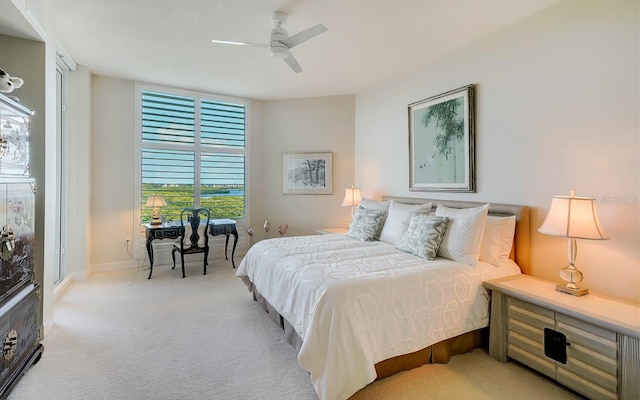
[539,193,608,240]
[146,194,167,208]
[341,187,362,207]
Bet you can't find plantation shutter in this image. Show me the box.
[141,91,195,145]
[140,89,246,223]
[200,99,245,148]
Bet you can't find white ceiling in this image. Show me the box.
[48,0,562,100]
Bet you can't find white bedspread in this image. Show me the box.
[236,234,520,400]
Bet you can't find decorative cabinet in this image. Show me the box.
[0,284,41,394]
[484,275,639,400]
[0,182,35,303]
[0,96,30,176]
[0,93,42,398]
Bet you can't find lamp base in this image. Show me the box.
[555,283,589,297]
[150,218,162,225]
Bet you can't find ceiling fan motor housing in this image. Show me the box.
[270,25,290,58]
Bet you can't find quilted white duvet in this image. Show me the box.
[236,234,520,400]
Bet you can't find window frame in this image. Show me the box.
[134,83,250,260]
[55,55,70,286]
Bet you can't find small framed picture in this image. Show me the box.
[282,152,332,195]
[409,84,475,192]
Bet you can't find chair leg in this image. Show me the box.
[171,248,177,270]
[181,253,186,278]
[203,249,209,275]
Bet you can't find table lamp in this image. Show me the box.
[538,189,609,296]
[146,194,167,225]
[341,185,362,218]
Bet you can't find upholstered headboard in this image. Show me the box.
[381,196,531,275]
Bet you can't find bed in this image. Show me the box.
[236,197,530,400]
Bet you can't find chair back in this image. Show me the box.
[179,208,211,249]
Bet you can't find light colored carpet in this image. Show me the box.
[9,262,581,400]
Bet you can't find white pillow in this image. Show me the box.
[380,201,432,245]
[480,215,516,265]
[358,198,391,240]
[435,203,489,266]
[359,198,391,212]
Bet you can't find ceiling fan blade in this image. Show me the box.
[283,54,302,73]
[284,24,327,48]
[211,39,268,47]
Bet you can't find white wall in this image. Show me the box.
[355,0,639,303]
[90,76,137,266]
[261,95,356,237]
[64,65,92,280]
[247,99,265,241]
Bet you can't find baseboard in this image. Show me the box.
[89,260,139,273]
[53,276,73,298]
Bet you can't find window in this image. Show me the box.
[138,87,247,223]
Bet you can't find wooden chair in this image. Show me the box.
[171,208,210,278]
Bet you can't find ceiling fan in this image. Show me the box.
[211,12,327,73]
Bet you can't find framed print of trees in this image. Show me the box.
[282,152,332,195]
[409,84,475,192]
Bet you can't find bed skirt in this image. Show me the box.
[250,282,487,380]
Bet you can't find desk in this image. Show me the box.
[208,218,239,269]
[144,219,238,279]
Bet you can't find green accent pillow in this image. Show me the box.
[346,207,386,242]
[397,215,449,260]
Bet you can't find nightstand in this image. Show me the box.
[484,274,640,400]
[314,227,348,235]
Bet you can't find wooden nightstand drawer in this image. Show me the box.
[557,314,618,399]
[507,297,556,379]
[508,297,554,330]
[558,314,618,360]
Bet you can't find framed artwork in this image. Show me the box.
[282,152,332,195]
[408,84,475,192]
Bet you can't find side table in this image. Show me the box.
[484,274,639,400]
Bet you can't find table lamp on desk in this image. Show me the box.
[146,194,167,225]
